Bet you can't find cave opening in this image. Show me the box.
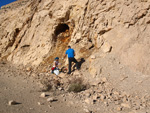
[54,24,69,36]
[44,23,72,65]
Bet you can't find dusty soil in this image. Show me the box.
[0,62,84,113]
[1,61,150,113]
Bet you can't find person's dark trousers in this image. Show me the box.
[68,57,79,74]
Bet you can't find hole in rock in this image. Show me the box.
[54,24,69,36]
[40,24,72,71]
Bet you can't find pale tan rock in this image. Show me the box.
[101,77,107,83]
[40,93,46,98]
[90,78,101,86]
[8,100,17,105]
[100,94,106,101]
[101,42,112,53]
[26,67,31,71]
[121,103,131,108]
[83,108,92,113]
[116,106,122,111]
[89,66,97,78]
[38,102,44,105]
[47,97,57,102]
[85,98,92,104]
[128,110,137,113]
[90,55,96,59]
[58,73,66,78]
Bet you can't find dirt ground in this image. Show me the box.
[0,62,85,113]
[1,61,150,113]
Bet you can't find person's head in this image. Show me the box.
[55,57,59,61]
[68,45,71,49]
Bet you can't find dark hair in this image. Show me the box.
[68,46,71,48]
[55,57,59,60]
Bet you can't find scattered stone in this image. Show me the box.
[73,71,80,76]
[116,106,122,111]
[8,100,17,105]
[58,87,63,91]
[85,98,92,104]
[101,77,107,83]
[90,55,96,59]
[92,94,98,100]
[85,92,91,98]
[63,98,66,101]
[58,73,66,78]
[128,110,137,113]
[84,108,92,113]
[100,94,106,101]
[48,105,52,108]
[121,103,131,108]
[38,102,44,105]
[104,101,109,106]
[101,42,112,53]
[113,91,120,95]
[31,73,36,77]
[30,108,34,110]
[40,93,46,98]
[26,67,31,71]
[47,97,57,102]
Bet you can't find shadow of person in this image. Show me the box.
[72,58,85,72]
[78,58,85,69]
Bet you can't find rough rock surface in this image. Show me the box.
[0,0,149,73]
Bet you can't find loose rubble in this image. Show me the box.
[47,97,57,103]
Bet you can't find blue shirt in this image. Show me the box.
[65,48,75,58]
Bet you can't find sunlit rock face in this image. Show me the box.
[0,0,150,75]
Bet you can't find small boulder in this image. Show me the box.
[101,42,112,53]
[40,93,46,98]
[58,73,65,78]
[47,97,57,102]
[85,98,91,104]
[121,103,131,108]
[116,106,122,111]
[101,77,107,83]
[84,108,92,113]
[38,102,44,105]
[26,67,32,71]
[8,100,17,105]
[90,55,96,59]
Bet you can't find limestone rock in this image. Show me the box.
[38,102,44,105]
[83,109,92,113]
[121,103,131,108]
[101,42,112,53]
[40,93,46,98]
[47,97,57,102]
[8,100,17,105]
[58,73,66,78]
[85,98,92,104]
[116,106,122,111]
[90,55,96,59]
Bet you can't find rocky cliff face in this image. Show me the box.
[0,0,150,76]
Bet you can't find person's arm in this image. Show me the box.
[63,50,67,59]
[54,61,57,67]
[63,54,67,59]
[53,61,56,67]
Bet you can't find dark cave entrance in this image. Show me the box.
[54,24,70,36]
[44,23,72,66]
